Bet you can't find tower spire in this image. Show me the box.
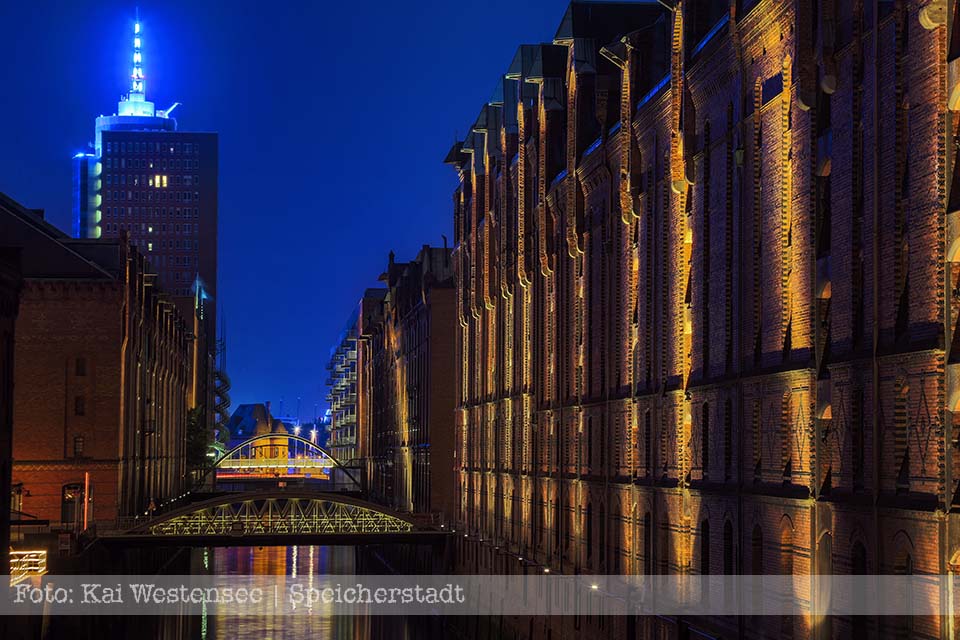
[130,13,145,100]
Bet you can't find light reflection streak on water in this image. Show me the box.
[203,545,352,640]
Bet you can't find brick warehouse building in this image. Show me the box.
[1,192,193,529]
[354,247,457,519]
[450,1,960,638]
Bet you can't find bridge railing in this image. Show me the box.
[218,458,333,469]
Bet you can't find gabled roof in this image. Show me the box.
[0,191,115,281]
[553,1,665,46]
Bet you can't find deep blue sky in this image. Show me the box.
[0,0,568,417]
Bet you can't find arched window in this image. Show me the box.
[752,524,764,614]
[612,503,623,574]
[644,410,652,475]
[895,551,913,639]
[701,403,710,478]
[554,498,562,552]
[723,519,735,573]
[700,519,711,603]
[599,503,607,571]
[817,533,834,639]
[781,521,795,638]
[852,540,867,573]
[700,519,711,575]
[852,541,868,637]
[643,512,653,575]
[724,398,733,480]
[752,524,764,574]
[659,517,671,575]
[585,503,594,562]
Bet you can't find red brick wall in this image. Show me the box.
[12,281,124,525]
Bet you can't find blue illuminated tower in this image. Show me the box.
[72,15,218,310]
[73,17,179,239]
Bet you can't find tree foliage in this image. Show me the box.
[186,405,211,473]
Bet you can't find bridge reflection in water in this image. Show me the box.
[201,545,438,640]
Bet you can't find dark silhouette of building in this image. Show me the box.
[0,247,21,574]
[451,1,959,638]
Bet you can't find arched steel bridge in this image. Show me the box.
[212,433,361,489]
[101,491,442,546]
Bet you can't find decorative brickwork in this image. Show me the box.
[450,1,959,638]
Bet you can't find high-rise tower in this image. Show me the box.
[73,17,218,315]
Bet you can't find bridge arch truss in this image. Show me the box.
[127,492,415,537]
[213,433,360,488]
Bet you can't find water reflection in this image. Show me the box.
[203,545,367,640]
[11,545,439,640]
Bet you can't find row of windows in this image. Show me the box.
[103,157,200,171]
[104,223,200,247]
[133,246,198,267]
[105,174,199,187]
[105,190,200,203]
[105,141,200,156]
[104,206,199,219]
[106,221,198,235]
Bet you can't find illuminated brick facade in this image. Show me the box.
[358,247,457,519]
[451,1,960,637]
[1,192,192,528]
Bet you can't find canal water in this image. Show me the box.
[201,545,439,640]
[12,544,449,640]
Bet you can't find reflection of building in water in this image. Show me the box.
[210,545,357,640]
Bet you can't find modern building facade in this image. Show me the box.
[1,191,193,528]
[357,247,457,519]
[327,311,360,464]
[451,1,960,638]
[0,247,21,574]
